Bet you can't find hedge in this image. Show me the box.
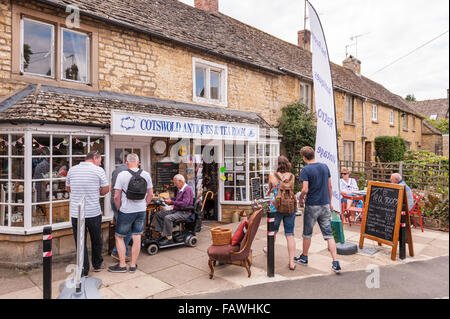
[374,136,406,162]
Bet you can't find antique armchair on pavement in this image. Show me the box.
[207,208,263,279]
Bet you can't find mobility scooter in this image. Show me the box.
[141,198,203,255]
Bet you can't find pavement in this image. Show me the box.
[0,215,448,299]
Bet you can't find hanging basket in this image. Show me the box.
[210,227,232,246]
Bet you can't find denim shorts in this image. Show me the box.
[274,212,296,236]
[116,211,146,237]
[303,205,334,240]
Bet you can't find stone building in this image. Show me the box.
[0,0,424,268]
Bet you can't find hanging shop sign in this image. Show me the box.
[111,110,259,141]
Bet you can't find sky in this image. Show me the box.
[179,0,449,101]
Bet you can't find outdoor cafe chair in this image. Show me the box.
[341,194,365,227]
[410,193,424,232]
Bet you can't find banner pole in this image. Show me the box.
[43,226,52,299]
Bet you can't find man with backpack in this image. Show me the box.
[295,146,342,274]
[109,153,153,273]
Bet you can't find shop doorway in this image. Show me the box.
[114,147,144,169]
[194,140,221,221]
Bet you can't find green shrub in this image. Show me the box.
[374,136,406,162]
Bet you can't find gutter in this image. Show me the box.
[33,0,286,76]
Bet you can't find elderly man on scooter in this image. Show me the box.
[155,174,194,245]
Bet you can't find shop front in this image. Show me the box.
[0,85,280,268]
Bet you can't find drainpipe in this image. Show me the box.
[362,98,367,161]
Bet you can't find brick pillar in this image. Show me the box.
[194,0,219,13]
[298,30,311,51]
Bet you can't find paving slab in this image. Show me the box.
[176,274,239,295]
[108,275,171,299]
[136,254,180,274]
[153,287,186,299]
[92,269,148,287]
[0,273,36,296]
[151,263,208,287]
[0,286,42,299]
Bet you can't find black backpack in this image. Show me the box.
[124,169,147,200]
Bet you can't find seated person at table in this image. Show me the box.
[155,174,194,245]
[390,173,414,212]
[339,168,363,210]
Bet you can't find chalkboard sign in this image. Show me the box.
[359,181,414,261]
[155,162,179,191]
[251,177,262,201]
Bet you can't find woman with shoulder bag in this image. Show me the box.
[264,155,297,270]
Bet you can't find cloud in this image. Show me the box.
[179,0,449,100]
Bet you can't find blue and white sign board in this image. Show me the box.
[308,1,341,213]
[111,110,260,141]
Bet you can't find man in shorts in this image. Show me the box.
[295,146,341,273]
[108,153,153,273]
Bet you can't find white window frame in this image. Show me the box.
[343,141,354,162]
[390,110,395,126]
[430,114,437,120]
[300,82,312,110]
[61,27,91,84]
[403,113,409,130]
[192,57,228,107]
[372,104,378,122]
[0,126,110,235]
[345,95,354,123]
[20,17,55,79]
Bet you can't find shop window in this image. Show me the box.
[61,28,90,84]
[0,134,25,228]
[21,18,54,78]
[193,57,227,107]
[249,143,279,199]
[223,141,247,202]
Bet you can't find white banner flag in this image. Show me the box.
[307,1,341,213]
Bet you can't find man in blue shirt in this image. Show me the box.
[390,173,414,212]
[295,146,341,273]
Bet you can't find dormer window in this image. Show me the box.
[193,58,228,107]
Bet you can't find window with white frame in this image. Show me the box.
[345,95,354,123]
[372,104,378,122]
[193,58,227,106]
[0,132,106,231]
[402,113,408,130]
[221,141,279,203]
[21,18,55,78]
[343,141,354,162]
[20,16,91,84]
[430,114,437,120]
[390,110,395,126]
[61,28,90,83]
[0,134,25,228]
[300,82,312,110]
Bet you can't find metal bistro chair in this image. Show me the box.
[410,193,424,232]
[341,194,365,227]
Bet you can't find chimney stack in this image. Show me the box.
[194,0,219,13]
[343,55,361,75]
[298,30,311,51]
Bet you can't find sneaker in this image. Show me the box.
[93,262,106,272]
[332,261,342,274]
[111,252,130,262]
[129,264,138,273]
[294,254,308,265]
[108,263,127,273]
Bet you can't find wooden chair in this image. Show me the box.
[207,208,263,279]
[410,194,424,232]
[341,194,365,226]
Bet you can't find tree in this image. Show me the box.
[405,94,416,102]
[277,102,316,170]
[23,44,32,70]
[426,118,449,134]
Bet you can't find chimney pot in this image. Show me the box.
[298,30,311,51]
[343,55,361,75]
[194,0,219,13]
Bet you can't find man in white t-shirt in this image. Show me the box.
[66,151,109,277]
[108,153,153,273]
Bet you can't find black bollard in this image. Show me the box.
[43,226,52,299]
[267,211,275,277]
[399,212,406,260]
